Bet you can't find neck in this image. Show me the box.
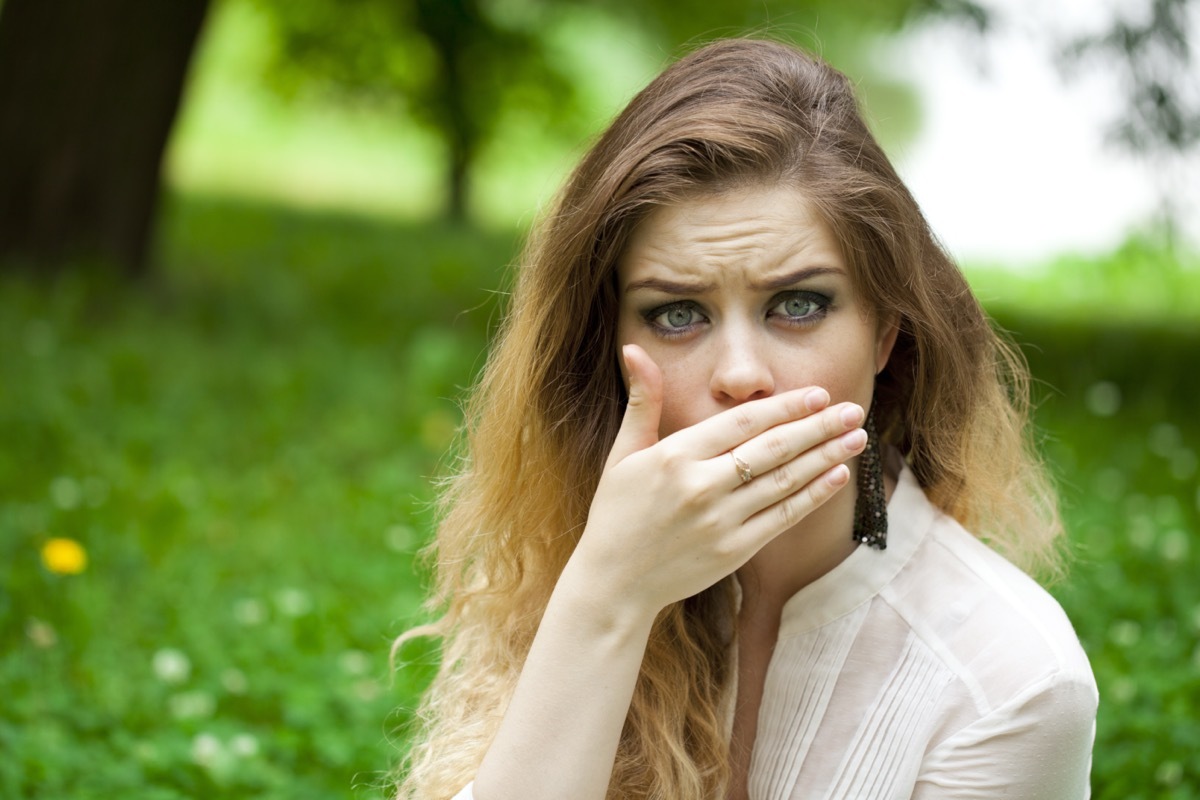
[736,457,896,618]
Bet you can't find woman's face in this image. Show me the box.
[616,184,897,438]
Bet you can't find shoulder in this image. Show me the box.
[885,510,1100,797]
[884,503,1096,718]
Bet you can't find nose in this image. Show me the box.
[709,324,775,404]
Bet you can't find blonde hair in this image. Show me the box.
[394,38,1062,799]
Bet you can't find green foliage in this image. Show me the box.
[973,245,1200,796]
[985,309,1200,798]
[2,195,1198,796]
[1059,0,1200,157]
[0,194,511,798]
[170,0,931,227]
[965,232,1200,324]
[239,0,933,218]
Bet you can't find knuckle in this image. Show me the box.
[777,495,804,528]
[772,461,795,492]
[680,474,713,506]
[822,408,844,438]
[765,433,790,461]
[733,407,756,436]
[810,472,833,499]
[822,436,846,462]
[712,533,740,560]
[658,443,686,472]
[785,392,808,418]
[695,507,719,533]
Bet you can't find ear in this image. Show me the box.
[874,313,900,375]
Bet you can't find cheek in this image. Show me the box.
[655,361,708,438]
[791,341,878,408]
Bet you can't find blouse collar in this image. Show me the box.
[776,460,936,638]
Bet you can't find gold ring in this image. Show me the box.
[730,451,754,485]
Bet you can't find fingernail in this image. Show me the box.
[827,464,850,487]
[804,388,830,411]
[842,428,867,451]
[840,404,864,427]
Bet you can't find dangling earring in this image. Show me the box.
[852,404,887,550]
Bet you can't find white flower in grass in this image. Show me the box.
[230,733,260,758]
[1148,423,1182,457]
[1170,450,1197,481]
[191,733,223,767]
[1126,515,1155,550]
[26,618,57,649]
[385,524,416,552]
[50,476,81,510]
[152,648,191,684]
[274,587,312,617]
[354,679,381,702]
[221,667,248,695]
[1156,761,1183,787]
[1160,529,1189,561]
[1108,676,1136,704]
[339,649,370,676]
[1154,495,1182,525]
[133,741,158,763]
[1084,381,1121,417]
[1091,467,1126,498]
[1108,620,1142,648]
[169,690,215,720]
[233,598,267,626]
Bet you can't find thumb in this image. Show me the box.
[608,344,663,467]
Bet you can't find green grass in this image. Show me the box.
[993,311,1200,797]
[2,193,1198,798]
[0,194,514,798]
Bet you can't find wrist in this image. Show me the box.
[553,556,660,642]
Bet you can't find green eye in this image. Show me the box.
[769,291,829,324]
[647,301,705,332]
[665,307,694,327]
[783,296,818,317]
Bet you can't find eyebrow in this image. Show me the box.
[623,266,845,294]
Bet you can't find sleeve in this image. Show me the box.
[912,672,1098,800]
[450,782,475,799]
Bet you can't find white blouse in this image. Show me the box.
[453,464,1098,799]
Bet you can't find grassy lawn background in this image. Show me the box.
[4,5,1199,794]
[2,191,1198,798]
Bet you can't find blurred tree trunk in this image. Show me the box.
[415,0,481,222]
[0,0,209,277]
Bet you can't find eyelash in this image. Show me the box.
[642,291,832,338]
[768,291,831,326]
[644,301,706,338]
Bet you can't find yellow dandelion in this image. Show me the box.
[41,537,87,575]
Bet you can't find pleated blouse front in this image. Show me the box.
[738,464,1098,799]
[452,465,1099,800]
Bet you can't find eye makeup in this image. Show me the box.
[766,290,833,327]
[638,287,835,339]
[642,300,709,337]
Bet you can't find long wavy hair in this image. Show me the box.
[394,37,1062,799]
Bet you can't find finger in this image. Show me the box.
[674,386,832,459]
[737,462,853,549]
[606,344,664,467]
[719,402,864,490]
[729,425,867,518]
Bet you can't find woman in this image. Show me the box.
[394,38,1098,799]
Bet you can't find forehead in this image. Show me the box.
[618,184,845,287]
